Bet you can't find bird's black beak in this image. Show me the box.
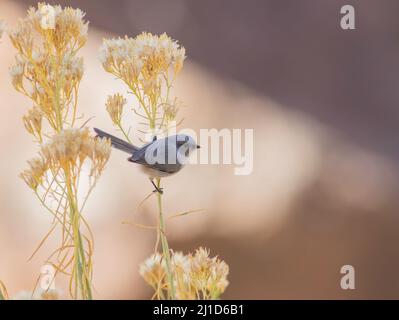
[196,145,201,149]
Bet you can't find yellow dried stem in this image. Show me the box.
[12,3,109,300]
[100,32,188,300]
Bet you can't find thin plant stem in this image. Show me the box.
[0,280,8,300]
[156,177,176,299]
[54,57,93,299]
[117,123,132,144]
[65,165,92,299]
[53,55,63,132]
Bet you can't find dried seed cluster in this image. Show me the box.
[20,128,111,190]
[99,32,186,133]
[140,248,229,300]
[9,2,87,132]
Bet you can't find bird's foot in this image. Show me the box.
[150,179,163,194]
[152,187,163,194]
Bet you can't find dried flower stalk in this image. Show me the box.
[139,248,229,300]
[100,32,230,300]
[0,280,9,300]
[100,32,187,299]
[10,3,110,299]
[99,32,185,134]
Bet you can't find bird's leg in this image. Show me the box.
[150,178,163,194]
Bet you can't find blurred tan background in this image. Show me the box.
[1,0,399,299]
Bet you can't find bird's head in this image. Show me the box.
[176,134,200,149]
[174,134,200,163]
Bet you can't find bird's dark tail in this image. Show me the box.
[94,128,138,154]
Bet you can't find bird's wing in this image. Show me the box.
[128,144,151,164]
[128,138,173,164]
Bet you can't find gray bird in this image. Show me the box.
[94,128,200,194]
